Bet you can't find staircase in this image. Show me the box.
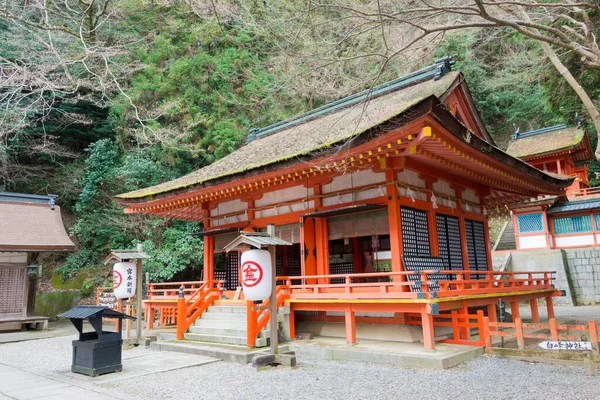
[493,220,516,251]
[182,301,275,347]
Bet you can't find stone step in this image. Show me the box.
[188,325,271,338]
[200,312,248,321]
[193,319,248,329]
[184,332,268,347]
[204,305,247,314]
[149,341,289,364]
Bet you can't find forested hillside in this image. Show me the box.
[1,1,598,286]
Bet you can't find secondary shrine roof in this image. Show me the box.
[0,192,75,252]
[505,124,592,161]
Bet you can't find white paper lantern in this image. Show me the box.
[240,249,272,301]
[113,262,136,299]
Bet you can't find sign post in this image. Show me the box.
[223,228,295,369]
[136,243,143,345]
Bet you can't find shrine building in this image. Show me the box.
[116,58,572,350]
[496,124,600,251]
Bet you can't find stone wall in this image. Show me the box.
[492,248,600,306]
[563,248,600,305]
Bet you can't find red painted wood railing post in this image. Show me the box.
[515,318,525,350]
[483,316,491,351]
[476,310,485,346]
[549,318,559,341]
[176,286,186,340]
[588,320,598,351]
[451,310,459,341]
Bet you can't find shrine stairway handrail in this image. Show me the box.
[176,280,223,339]
[246,285,291,347]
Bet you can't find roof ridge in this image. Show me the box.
[511,124,569,141]
[0,191,57,209]
[246,56,455,143]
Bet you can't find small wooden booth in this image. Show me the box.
[0,192,75,331]
[116,58,573,350]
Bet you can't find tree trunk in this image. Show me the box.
[539,43,600,160]
[518,9,600,160]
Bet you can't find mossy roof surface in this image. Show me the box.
[505,126,584,159]
[117,72,460,200]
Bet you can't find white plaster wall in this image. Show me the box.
[518,235,547,249]
[255,200,314,219]
[211,212,248,227]
[0,252,27,263]
[462,188,480,204]
[255,185,313,207]
[555,235,595,247]
[321,170,385,194]
[210,199,245,217]
[397,169,425,188]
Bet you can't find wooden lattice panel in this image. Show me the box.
[0,265,26,316]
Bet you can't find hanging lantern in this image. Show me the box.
[113,262,136,299]
[241,249,272,301]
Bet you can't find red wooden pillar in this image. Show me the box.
[546,296,555,319]
[511,301,521,320]
[345,304,357,344]
[487,302,498,332]
[315,217,330,283]
[300,217,317,284]
[352,237,362,274]
[530,299,540,322]
[203,235,214,281]
[385,170,406,286]
[421,311,436,350]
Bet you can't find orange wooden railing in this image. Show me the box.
[567,185,600,199]
[276,270,556,300]
[483,317,600,352]
[146,280,204,299]
[176,280,223,340]
[406,310,486,346]
[246,284,291,347]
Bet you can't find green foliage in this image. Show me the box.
[140,221,204,282]
[436,31,560,147]
[35,291,81,318]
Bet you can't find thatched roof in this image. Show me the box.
[118,71,461,200]
[506,125,589,160]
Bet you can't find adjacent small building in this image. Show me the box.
[499,124,600,251]
[0,192,75,331]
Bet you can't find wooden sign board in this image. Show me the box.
[539,341,592,351]
[233,286,242,301]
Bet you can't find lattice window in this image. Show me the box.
[554,215,592,234]
[401,207,431,256]
[595,214,600,231]
[436,214,463,271]
[329,262,354,284]
[516,213,544,233]
[465,220,488,280]
[0,266,26,316]
[402,256,449,292]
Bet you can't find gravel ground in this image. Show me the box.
[1,335,599,400]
